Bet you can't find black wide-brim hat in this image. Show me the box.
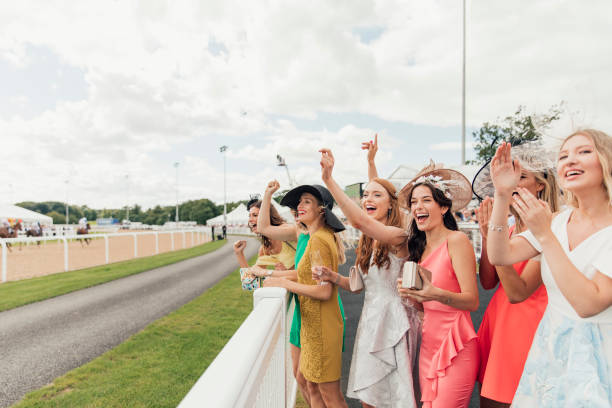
[280,184,345,232]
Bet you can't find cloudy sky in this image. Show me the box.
[1,1,611,210]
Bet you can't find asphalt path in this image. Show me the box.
[0,237,257,408]
[337,249,495,408]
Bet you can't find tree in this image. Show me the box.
[469,104,563,165]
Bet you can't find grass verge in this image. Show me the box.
[13,254,256,408]
[0,240,226,312]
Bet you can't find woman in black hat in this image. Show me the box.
[264,183,348,408]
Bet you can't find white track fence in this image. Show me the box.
[179,287,297,408]
[0,228,211,283]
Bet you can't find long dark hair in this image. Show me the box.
[407,182,458,262]
[355,178,405,274]
[248,200,286,253]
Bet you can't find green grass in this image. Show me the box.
[0,240,227,312]
[13,255,256,408]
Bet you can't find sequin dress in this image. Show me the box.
[347,253,421,407]
[297,227,343,383]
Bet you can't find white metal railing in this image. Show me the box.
[179,287,296,408]
[0,228,211,283]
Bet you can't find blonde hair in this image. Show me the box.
[560,129,612,207]
[512,169,561,232]
[314,203,347,265]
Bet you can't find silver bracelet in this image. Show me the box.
[488,224,506,232]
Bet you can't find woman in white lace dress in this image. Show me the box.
[486,130,612,407]
[316,137,421,408]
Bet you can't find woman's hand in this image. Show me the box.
[476,196,493,241]
[397,267,439,302]
[263,277,286,288]
[397,278,427,303]
[312,265,335,282]
[511,187,554,241]
[490,142,521,197]
[319,148,335,182]
[265,180,280,196]
[233,240,247,254]
[361,134,378,163]
[250,266,268,277]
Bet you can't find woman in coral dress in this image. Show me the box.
[398,164,480,408]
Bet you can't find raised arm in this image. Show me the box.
[476,197,498,289]
[319,148,406,246]
[496,259,543,303]
[361,133,379,181]
[512,187,612,317]
[257,180,299,242]
[233,240,250,268]
[487,143,539,265]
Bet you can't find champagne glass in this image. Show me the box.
[311,249,329,286]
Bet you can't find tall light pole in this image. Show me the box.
[276,154,294,187]
[125,174,130,221]
[461,0,467,165]
[173,162,179,223]
[219,145,228,226]
[64,179,69,224]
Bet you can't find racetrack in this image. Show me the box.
[3,231,204,281]
[0,236,257,408]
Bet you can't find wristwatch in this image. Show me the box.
[267,270,273,276]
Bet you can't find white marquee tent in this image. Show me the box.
[0,204,53,224]
[206,201,295,227]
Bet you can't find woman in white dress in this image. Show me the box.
[486,129,612,407]
[317,137,421,408]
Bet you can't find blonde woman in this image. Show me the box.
[487,130,612,406]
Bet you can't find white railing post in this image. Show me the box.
[1,240,7,283]
[104,235,109,264]
[62,237,69,272]
[179,287,290,408]
[133,233,138,258]
[155,232,159,254]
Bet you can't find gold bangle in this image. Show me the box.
[488,224,506,232]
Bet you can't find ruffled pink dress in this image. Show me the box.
[419,240,479,408]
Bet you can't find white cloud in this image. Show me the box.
[1,0,611,210]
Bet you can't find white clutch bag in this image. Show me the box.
[349,265,364,292]
[402,261,423,290]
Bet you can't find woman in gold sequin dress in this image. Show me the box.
[264,184,348,408]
